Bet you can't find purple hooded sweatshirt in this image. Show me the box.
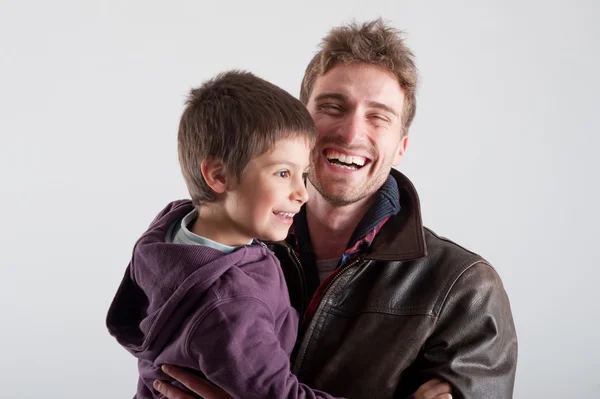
[106,200,341,399]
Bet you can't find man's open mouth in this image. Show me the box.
[324,149,370,170]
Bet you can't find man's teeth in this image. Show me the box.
[326,151,366,166]
[335,164,357,170]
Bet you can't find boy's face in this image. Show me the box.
[223,136,311,243]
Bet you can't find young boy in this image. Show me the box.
[106,70,338,398]
[107,71,451,399]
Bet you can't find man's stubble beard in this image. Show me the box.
[307,167,386,208]
[308,136,384,207]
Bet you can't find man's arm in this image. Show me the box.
[155,366,453,399]
[418,262,518,399]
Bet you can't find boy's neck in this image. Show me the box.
[191,204,252,247]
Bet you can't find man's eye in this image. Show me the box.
[275,170,290,178]
[369,114,388,122]
[319,104,343,114]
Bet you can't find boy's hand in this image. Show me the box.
[154,365,231,399]
[409,378,452,399]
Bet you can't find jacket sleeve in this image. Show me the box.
[185,297,344,399]
[419,261,518,399]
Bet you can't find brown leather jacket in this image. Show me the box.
[271,169,518,399]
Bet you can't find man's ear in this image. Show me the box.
[200,157,229,194]
[392,135,409,166]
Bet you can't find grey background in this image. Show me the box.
[1,0,598,397]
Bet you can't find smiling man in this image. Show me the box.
[155,19,518,399]
[308,64,405,205]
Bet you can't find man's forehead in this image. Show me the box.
[314,92,399,117]
[310,64,404,110]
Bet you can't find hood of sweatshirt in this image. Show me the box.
[106,200,268,359]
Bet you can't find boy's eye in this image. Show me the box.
[275,170,290,179]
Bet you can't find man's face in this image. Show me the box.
[305,63,408,206]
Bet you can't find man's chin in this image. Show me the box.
[314,186,364,207]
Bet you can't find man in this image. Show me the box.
[155,19,518,399]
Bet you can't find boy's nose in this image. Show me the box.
[292,179,309,204]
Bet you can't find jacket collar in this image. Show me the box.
[365,168,427,261]
[286,169,427,263]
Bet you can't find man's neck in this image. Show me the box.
[305,184,374,261]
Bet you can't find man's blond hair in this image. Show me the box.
[300,19,418,137]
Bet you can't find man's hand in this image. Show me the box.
[410,378,452,399]
[153,365,231,399]
[154,364,451,399]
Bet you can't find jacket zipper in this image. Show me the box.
[322,257,362,298]
[292,257,365,374]
[287,244,308,314]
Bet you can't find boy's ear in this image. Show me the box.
[200,157,229,194]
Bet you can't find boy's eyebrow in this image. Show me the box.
[266,160,308,168]
[266,159,310,173]
[314,92,399,117]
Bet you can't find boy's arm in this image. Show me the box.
[186,297,343,399]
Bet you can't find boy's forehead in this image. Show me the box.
[259,137,311,165]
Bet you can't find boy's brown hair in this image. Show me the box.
[178,70,315,206]
[300,18,418,137]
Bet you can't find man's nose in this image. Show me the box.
[338,112,366,143]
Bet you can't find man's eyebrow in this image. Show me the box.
[367,101,399,118]
[314,92,399,117]
[313,92,348,103]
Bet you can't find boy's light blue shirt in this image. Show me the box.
[168,208,251,253]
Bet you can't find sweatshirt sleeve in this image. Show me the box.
[185,297,343,399]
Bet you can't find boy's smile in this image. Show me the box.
[219,136,312,245]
